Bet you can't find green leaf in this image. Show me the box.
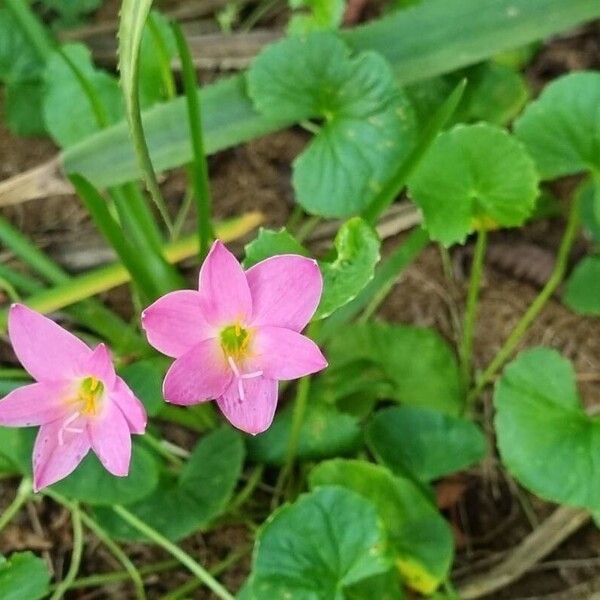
[243,227,309,269]
[39,0,102,28]
[366,406,486,482]
[119,359,167,417]
[59,0,600,191]
[514,71,600,179]
[0,8,42,82]
[52,442,159,505]
[43,43,123,147]
[564,255,600,316]
[326,322,463,415]
[243,219,380,319]
[344,570,405,600]
[316,217,381,318]
[0,428,37,475]
[248,32,417,218]
[0,552,51,600]
[4,79,46,136]
[248,486,391,598]
[580,181,600,245]
[408,123,539,246]
[494,347,600,512]
[246,401,361,465]
[310,459,453,594]
[288,0,346,35]
[94,427,245,541]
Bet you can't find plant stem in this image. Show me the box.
[48,560,177,591]
[273,375,312,506]
[229,465,264,512]
[112,505,235,600]
[142,432,184,468]
[161,546,251,600]
[50,503,84,600]
[467,197,580,405]
[0,477,31,533]
[459,229,487,389]
[172,21,214,260]
[296,216,321,243]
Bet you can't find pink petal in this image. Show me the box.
[0,382,68,427]
[8,304,91,382]
[198,241,252,326]
[33,416,91,491]
[80,343,116,387]
[217,376,278,435]
[88,400,132,477]
[142,290,214,358]
[247,255,322,331]
[163,339,232,405]
[252,326,328,380]
[111,378,147,434]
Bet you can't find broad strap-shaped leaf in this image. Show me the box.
[249,486,391,598]
[325,322,463,415]
[93,427,245,541]
[0,552,50,600]
[408,123,539,246]
[248,32,417,217]
[494,347,600,511]
[43,43,123,147]
[514,71,600,180]
[52,442,159,505]
[309,459,453,594]
[246,401,361,465]
[366,406,487,482]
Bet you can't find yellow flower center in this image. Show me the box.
[220,323,251,359]
[75,376,104,416]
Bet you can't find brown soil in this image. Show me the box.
[1,3,600,599]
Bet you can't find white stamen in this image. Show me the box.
[227,356,240,377]
[58,412,80,446]
[237,379,246,402]
[241,370,263,379]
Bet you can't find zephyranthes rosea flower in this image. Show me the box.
[142,240,327,434]
[0,304,147,491]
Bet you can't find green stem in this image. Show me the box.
[4,0,54,61]
[296,216,321,244]
[50,503,84,600]
[0,276,20,302]
[467,196,580,404]
[459,229,487,390]
[142,432,184,468]
[112,505,235,600]
[48,560,177,592]
[273,375,312,506]
[229,465,264,512]
[172,21,214,261]
[0,477,31,533]
[160,546,251,600]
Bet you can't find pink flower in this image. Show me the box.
[0,305,147,491]
[142,240,327,434]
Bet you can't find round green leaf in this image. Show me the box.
[514,71,600,179]
[94,427,245,541]
[408,123,539,246]
[326,323,463,415]
[564,255,600,316]
[0,552,50,600]
[366,406,487,482]
[309,459,453,594]
[316,217,380,318]
[243,227,309,269]
[248,32,416,217]
[246,401,361,465]
[119,359,167,417]
[495,347,600,511]
[249,486,391,598]
[52,442,159,506]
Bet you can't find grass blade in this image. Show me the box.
[172,21,214,261]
